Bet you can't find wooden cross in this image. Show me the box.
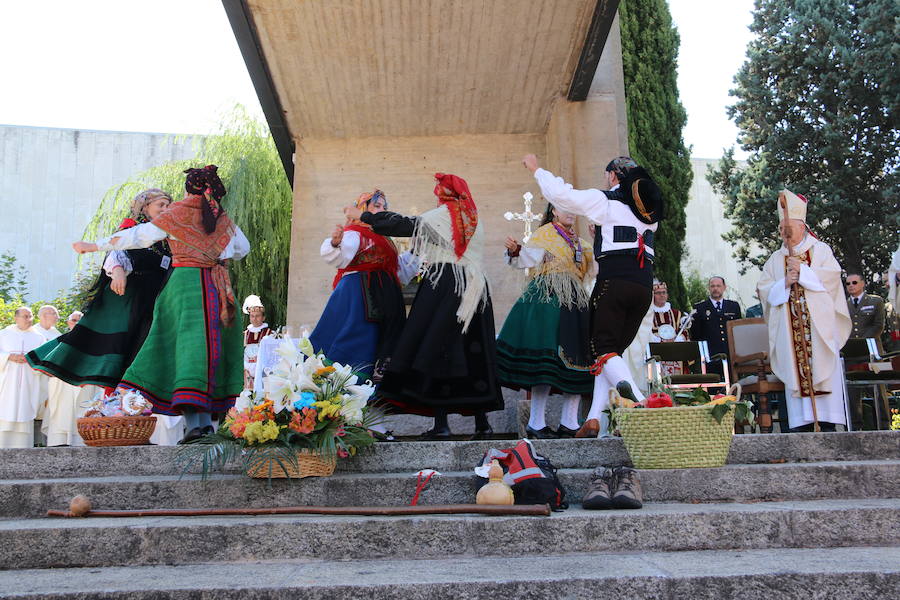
[504,191,542,243]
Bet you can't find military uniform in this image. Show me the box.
[690,298,742,376]
[847,293,885,341]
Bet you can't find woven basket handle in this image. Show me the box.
[727,382,742,400]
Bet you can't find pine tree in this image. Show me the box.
[619,0,693,310]
[708,0,900,284]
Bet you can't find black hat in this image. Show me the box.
[618,166,664,224]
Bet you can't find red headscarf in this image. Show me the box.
[433,173,477,259]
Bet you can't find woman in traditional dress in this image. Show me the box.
[310,190,410,381]
[347,173,503,440]
[498,205,595,438]
[28,189,176,445]
[73,165,250,443]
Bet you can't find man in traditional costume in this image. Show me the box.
[73,166,250,443]
[242,295,271,390]
[311,190,411,382]
[758,189,851,432]
[498,204,595,438]
[650,280,689,377]
[523,154,664,438]
[0,308,45,447]
[348,173,504,440]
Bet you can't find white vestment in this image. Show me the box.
[0,325,45,447]
[758,236,852,428]
[42,381,98,447]
[30,325,61,421]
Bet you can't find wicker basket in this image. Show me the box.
[615,405,734,469]
[247,449,337,479]
[76,416,157,447]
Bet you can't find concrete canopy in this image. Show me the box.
[226,0,620,180]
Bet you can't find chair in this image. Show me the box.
[841,338,900,430]
[726,318,785,433]
[645,341,730,393]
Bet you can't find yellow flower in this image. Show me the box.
[313,400,341,421]
[243,420,281,445]
[315,366,336,377]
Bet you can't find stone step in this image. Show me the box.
[1,430,896,479]
[3,459,898,518]
[1,546,898,599]
[2,499,897,570]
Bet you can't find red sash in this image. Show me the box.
[332,225,400,289]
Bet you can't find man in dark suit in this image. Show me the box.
[690,276,742,379]
[845,271,885,342]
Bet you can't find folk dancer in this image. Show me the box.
[758,189,851,432]
[0,308,45,448]
[29,189,181,444]
[310,190,410,382]
[348,173,504,440]
[650,280,690,378]
[242,295,271,390]
[524,154,664,438]
[73,166,250,443]
[498,205,595,438]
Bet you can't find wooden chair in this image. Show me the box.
[726,318,784,433]
[841,338,900,430]
[645,341,730,392]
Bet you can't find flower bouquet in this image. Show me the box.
[608,382,753,469]
[177,337,382,480]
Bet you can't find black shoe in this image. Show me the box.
[469,427,494,441]
[371,429,397,442]
[200,425,214,436]
[178,427,204,445]
[556,425,578,438]
[420,427,451,441]
[615,381,638,403]
[525,425,557,439]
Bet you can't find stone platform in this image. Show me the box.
[0,431,897,599]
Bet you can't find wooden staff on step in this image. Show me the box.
[782,193,820,432]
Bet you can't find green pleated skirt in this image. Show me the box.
[496,279,593,395]
[119,267,243,415]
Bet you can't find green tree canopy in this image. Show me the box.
[619,0,693,310]
[708,0,900,284]
[83,106,293,327]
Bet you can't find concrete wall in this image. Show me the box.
[682,157,760,308]
[0,125,196,302]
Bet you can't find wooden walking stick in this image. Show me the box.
[781,193,820,432]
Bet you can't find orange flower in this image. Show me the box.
[288,408,318,434]
[314,366,336,377]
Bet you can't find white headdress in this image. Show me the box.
[242,295,264,315]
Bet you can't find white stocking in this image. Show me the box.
[586,375,609,421]
[559,394,581,430]
[527,385,551,430]
[601,355,646,402]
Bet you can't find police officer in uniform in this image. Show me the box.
[845,271,885,342]
[690,276,742,378]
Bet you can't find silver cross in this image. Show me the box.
[504,192,542,243]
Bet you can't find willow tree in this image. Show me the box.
[618,0,693,310]
[83,105,293,327]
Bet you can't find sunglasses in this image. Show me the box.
[845,280,860,285]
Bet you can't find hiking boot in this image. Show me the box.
[611,466,643,509]
[582,466,615,510]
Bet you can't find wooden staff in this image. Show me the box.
[47,503,552,518]
[782,193,820,432]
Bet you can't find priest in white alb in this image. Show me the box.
[0,307,45,447]
[758,190,851,432]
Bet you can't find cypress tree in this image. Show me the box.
[618,0,693,310]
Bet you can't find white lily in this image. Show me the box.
[339,393,365,425]
[346,382,376,404]
[234,389,254,411]
[298,335,314,358]
[275,338,301,364]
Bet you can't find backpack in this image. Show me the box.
[476,439,568,511]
